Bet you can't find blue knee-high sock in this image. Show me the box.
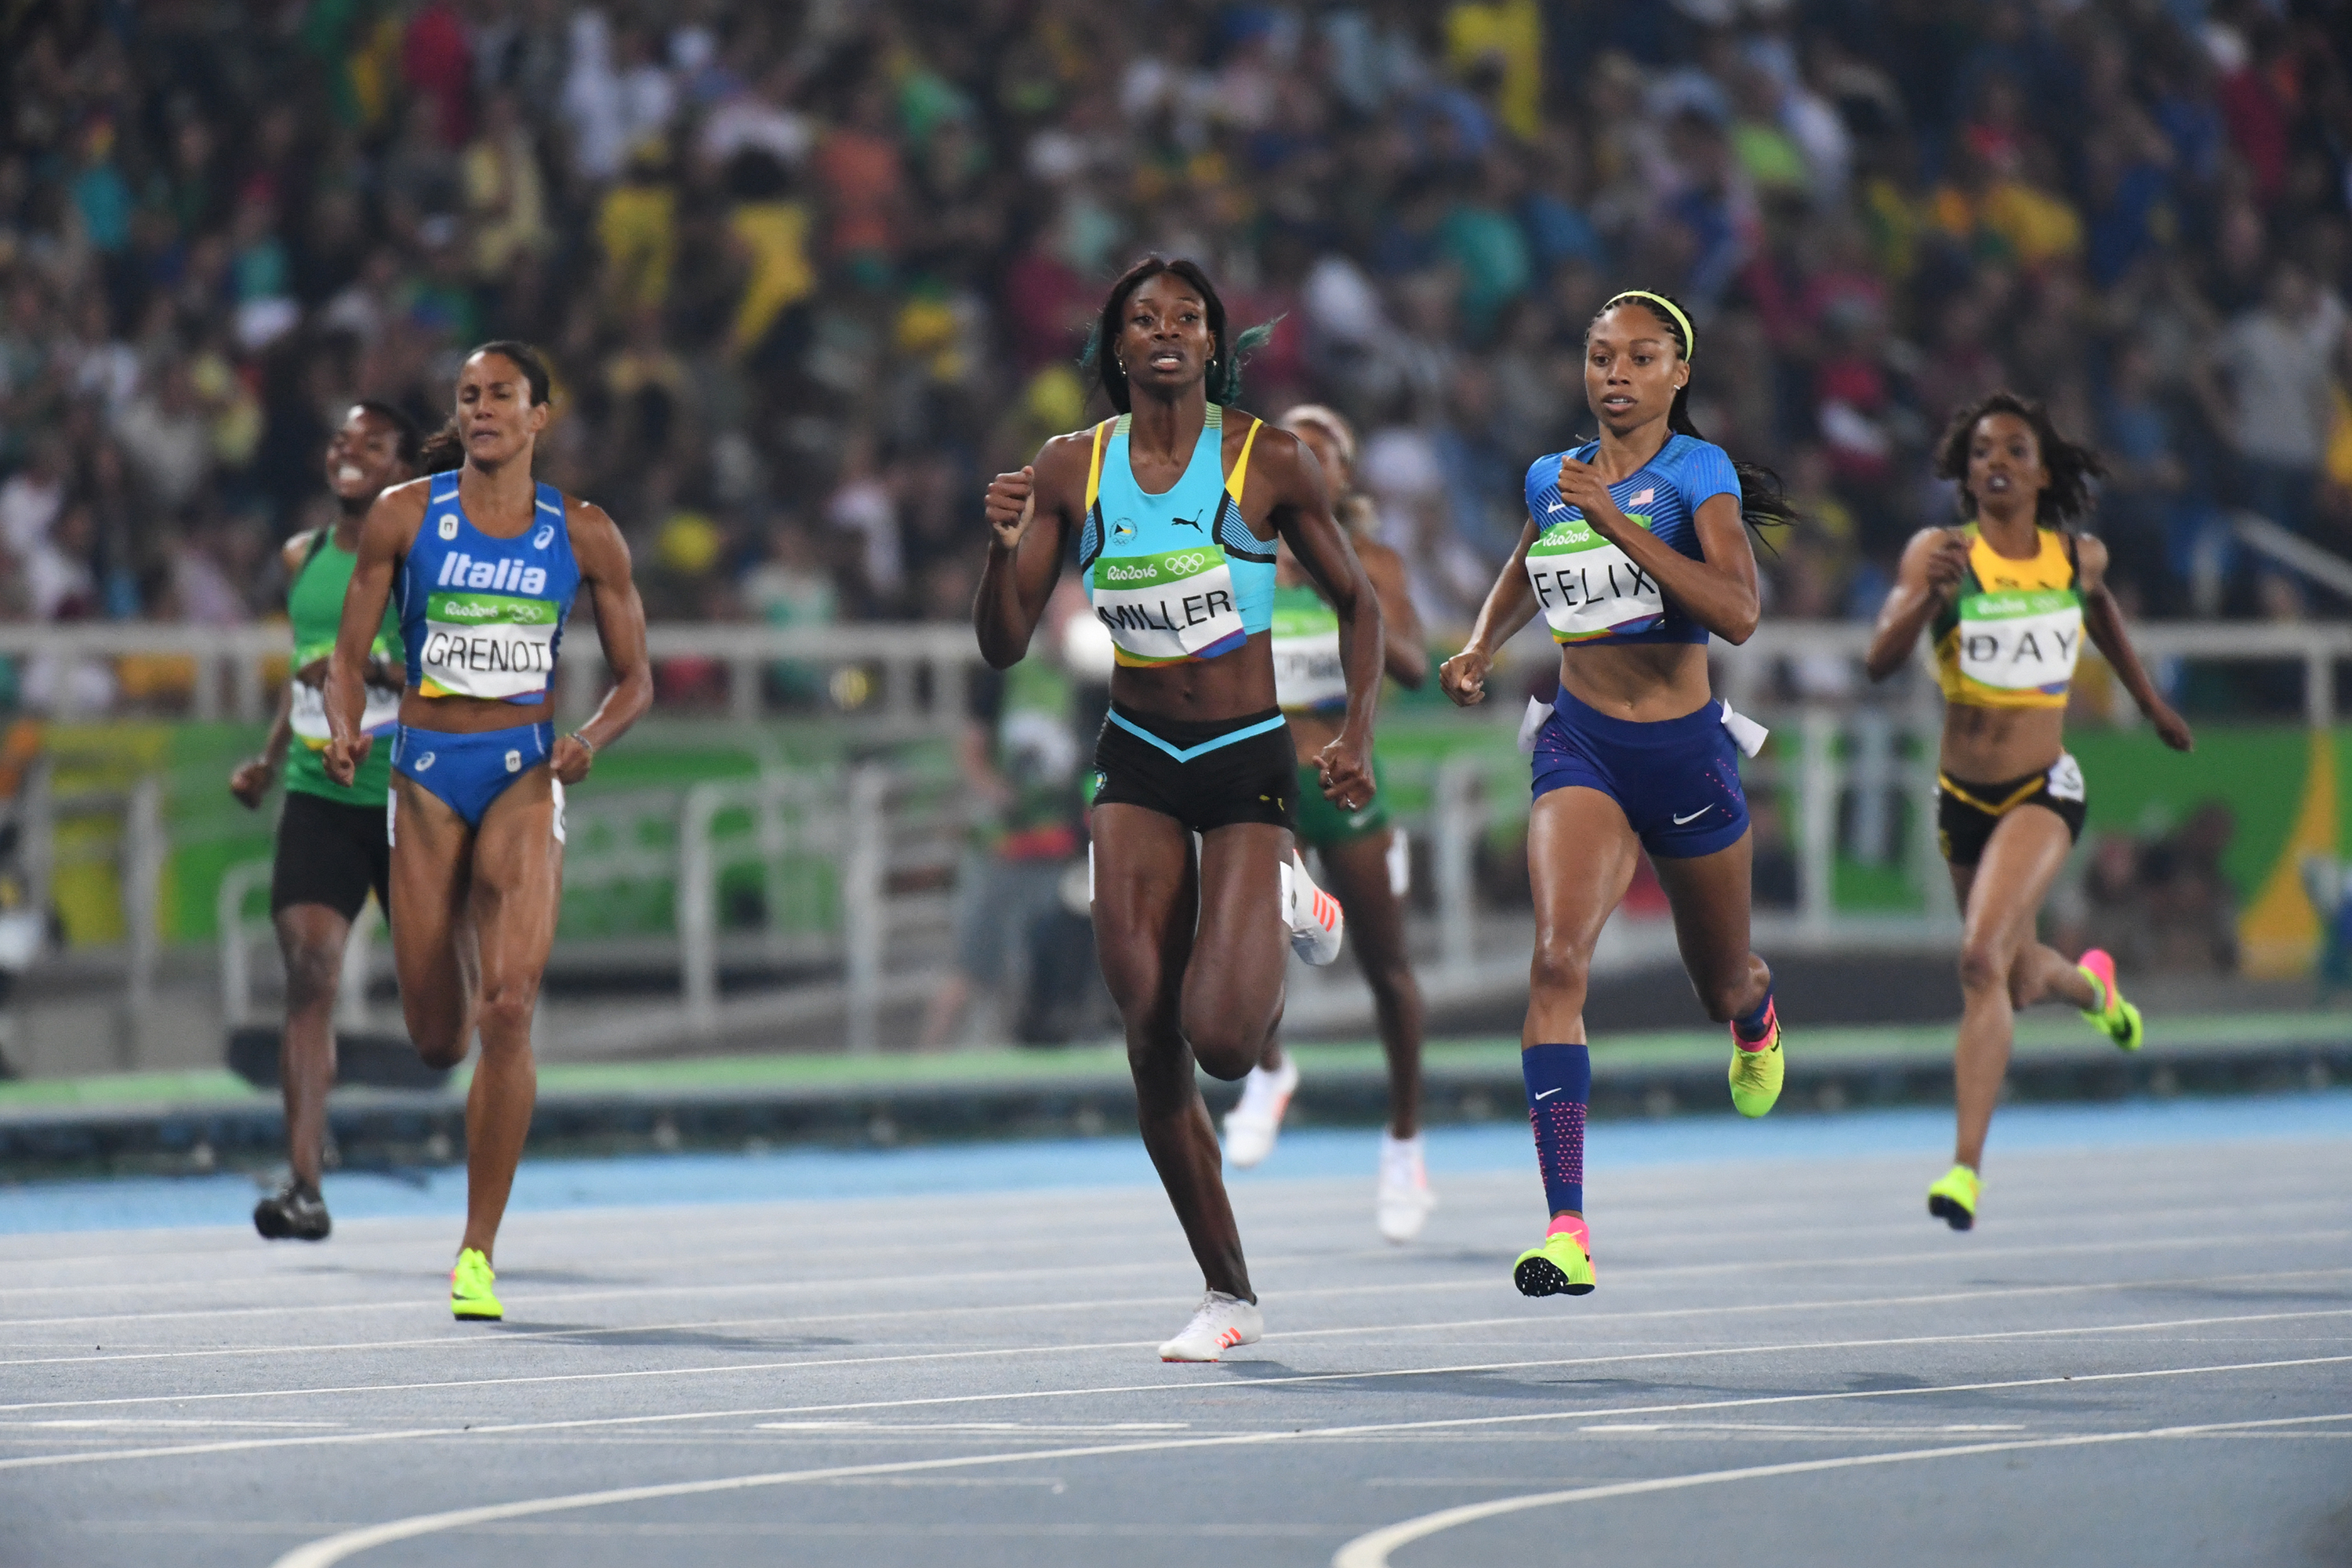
[1523,1043,1591,1217]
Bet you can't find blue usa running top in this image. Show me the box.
[1077,405,1276,668]
[1521,432,1740,647]
[399,470,583,703]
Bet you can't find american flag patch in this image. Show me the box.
[1628,488,1655,506]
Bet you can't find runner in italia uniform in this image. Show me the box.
[1866,390,2193,1230]
[230,401,417,1241]
[977,257,1379,1361]
[325,341,652,1319]
[1440,289,1792,1299]
[1221,404,1438,1243]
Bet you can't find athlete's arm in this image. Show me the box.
[230,681,294,809]
[1864,527,1969,684]
[324,484,425,787]
[975,434,1084,668]
[232,535,318,808]
[2074,535,2194,752]
[1358,539,1428,690]
[1439,516,1541,707]
[1563,459,1760,642]
[553,499,654,786]
[1266,429,1381,807]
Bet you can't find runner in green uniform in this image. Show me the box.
[230,401,418,1240]
[1221,405,1437,1241]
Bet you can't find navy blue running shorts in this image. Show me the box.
[1530,687,1751,859]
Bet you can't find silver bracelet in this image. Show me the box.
[569,731,597,757]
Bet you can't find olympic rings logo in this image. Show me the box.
[1165,551,1209,573]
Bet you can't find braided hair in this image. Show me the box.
[1590,290,1795,545]
[1083,255,1278,416]
[1932,390,2106,527]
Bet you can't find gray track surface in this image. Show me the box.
[5,1135,2350,1568]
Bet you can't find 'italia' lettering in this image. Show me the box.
[437,552,470,587]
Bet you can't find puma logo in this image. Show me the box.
[1171,515,1205,533]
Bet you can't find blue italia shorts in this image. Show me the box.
[390,721,556,830]
[1530,688,1751,859]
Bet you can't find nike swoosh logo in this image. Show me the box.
[1534,1087,1563,1100]
[1546,503,1567,514]
[1672,808,1710,825]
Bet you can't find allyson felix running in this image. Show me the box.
[1867,390,2192,1232]
[325,341,652,1321]
[976,256,1383,1363]
[1440,289,1794,1301]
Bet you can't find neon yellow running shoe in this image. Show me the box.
[2076,949,2143,1051]
[1727,1000,1784,1118]
[1927,1165,1980,1232]
[1512,1229,1595,1298]
[450,1247,503,1321]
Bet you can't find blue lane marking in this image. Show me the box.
[1,1091,2345,1237]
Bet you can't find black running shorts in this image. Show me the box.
[270,788,392,920]
[1936,753,2087,867]
[1091,702,1298,833]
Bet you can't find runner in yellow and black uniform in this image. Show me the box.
[1867,391,2194,1232]
[1220,405,1436,1243]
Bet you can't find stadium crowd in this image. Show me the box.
[2,0,2351,688]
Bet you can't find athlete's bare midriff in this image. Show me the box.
[1109,630,1279,724]
[1556,641,1714,723]
[1937,701,2067,784]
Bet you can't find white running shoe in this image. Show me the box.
[1281,849,1345,965]
[1375,1131,1436,1243]
[1157,1290,1264,1362]
[1223,1054,1299,1168]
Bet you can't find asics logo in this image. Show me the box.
[532,524,555,548]
[1672,807,1710,825]
[412,753,437,771]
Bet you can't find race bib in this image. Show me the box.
[1955,589,2082,695]
[1525,514,1666,643]
[1089,546,1245,662]
[417,591,560,700]
[289,677,402,747]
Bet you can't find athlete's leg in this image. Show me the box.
[272,904,350,1191]
[1650,829,1773,1023]
[387,776,479,1072]
[1525,788,1642,1048]
[1093,804,1253,1300]
[1320,830,1424,1138]
[1184,822,1291,1076]
[456,769,563,1262]
[1950,804,2075,1171]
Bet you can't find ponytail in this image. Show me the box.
[1595,290,1795,545]
[1084,254,1278,415]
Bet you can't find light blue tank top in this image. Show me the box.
[1077,405,1275,668]
[399,470,583,703]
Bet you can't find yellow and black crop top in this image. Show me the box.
[1931,525,2082,710]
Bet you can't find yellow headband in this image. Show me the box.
[1606,290,1696,364]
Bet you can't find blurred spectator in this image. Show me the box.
[0,0,2342,678]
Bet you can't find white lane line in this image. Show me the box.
[9,1250,2343,1420]
[6,1306,2345,1467]
[1328,1411,2352,1567]
[260,1360,2352,1568]
[12,1223,2347,1331]
[13,1192,2342,1303]
[5,1268,2344,1418]
[9,1255,2348,1375]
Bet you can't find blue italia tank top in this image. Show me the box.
[399,470,583,703]
[1521,432,1740,647]
[1077,405,1276,668]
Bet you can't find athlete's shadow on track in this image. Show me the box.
[480,1322,856,1352]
